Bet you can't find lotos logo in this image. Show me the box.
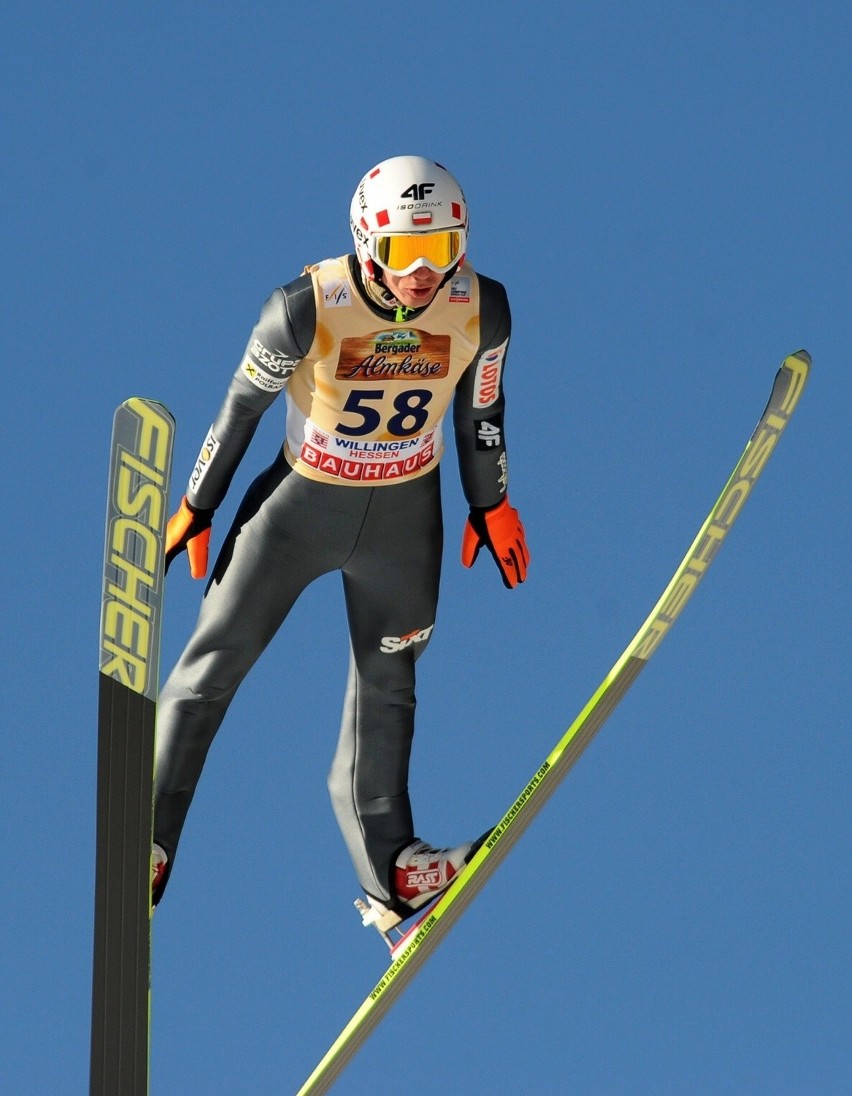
[380,624,435,654]
[189,427,219,492]
[473,339,507,407]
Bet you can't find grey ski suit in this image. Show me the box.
[154,254,515,906]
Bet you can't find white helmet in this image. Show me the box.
[350,155,469,281]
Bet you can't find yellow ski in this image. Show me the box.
[297,351,810,1095]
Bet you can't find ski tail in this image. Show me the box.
[295,350,810,1096]
[90,398,174,1096]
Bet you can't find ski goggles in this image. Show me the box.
[372,229,465,275]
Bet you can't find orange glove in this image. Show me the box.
[164,496,214,579]
[461,496,529,589]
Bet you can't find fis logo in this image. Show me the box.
[324,280,351,308]
[380,624,435,654]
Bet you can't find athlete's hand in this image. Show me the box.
[165,496,214,579]
[461,496,529,589]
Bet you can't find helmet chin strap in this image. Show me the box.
[362,268,404,314]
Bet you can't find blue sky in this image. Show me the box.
[3,3,849,1093]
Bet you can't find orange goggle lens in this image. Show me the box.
[375,231,463,273]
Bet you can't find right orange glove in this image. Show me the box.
[461,496,529,589]
[164,496,214,579]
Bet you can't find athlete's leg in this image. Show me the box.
[154,457,359,872]
[328,471,443,903]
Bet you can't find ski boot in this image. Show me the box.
[355,836,486,951]
[151,843,168,906]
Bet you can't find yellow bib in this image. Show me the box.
[284,257,482,485]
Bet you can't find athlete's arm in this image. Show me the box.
[454,275,529,587]
[453,274,511,508]
[186,275,316,512]
[166,275,316,578]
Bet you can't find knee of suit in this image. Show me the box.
[351,642,428,694]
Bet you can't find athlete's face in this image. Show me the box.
[380,265,444,309]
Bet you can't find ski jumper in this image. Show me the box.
[153,254,513,906]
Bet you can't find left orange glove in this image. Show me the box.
[461,496,529,589]
[165,496,214,579]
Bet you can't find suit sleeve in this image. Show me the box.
[452,274,512,509]
[186,274,316,510]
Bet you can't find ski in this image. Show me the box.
[296,350,810,1095]
[90,398,175,1096]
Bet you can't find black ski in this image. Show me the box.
[90,398,174,1096]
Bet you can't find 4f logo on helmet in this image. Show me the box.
[400,182,436,201]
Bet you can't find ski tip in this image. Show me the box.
[124,395,175,417]
[790,348,811,366]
